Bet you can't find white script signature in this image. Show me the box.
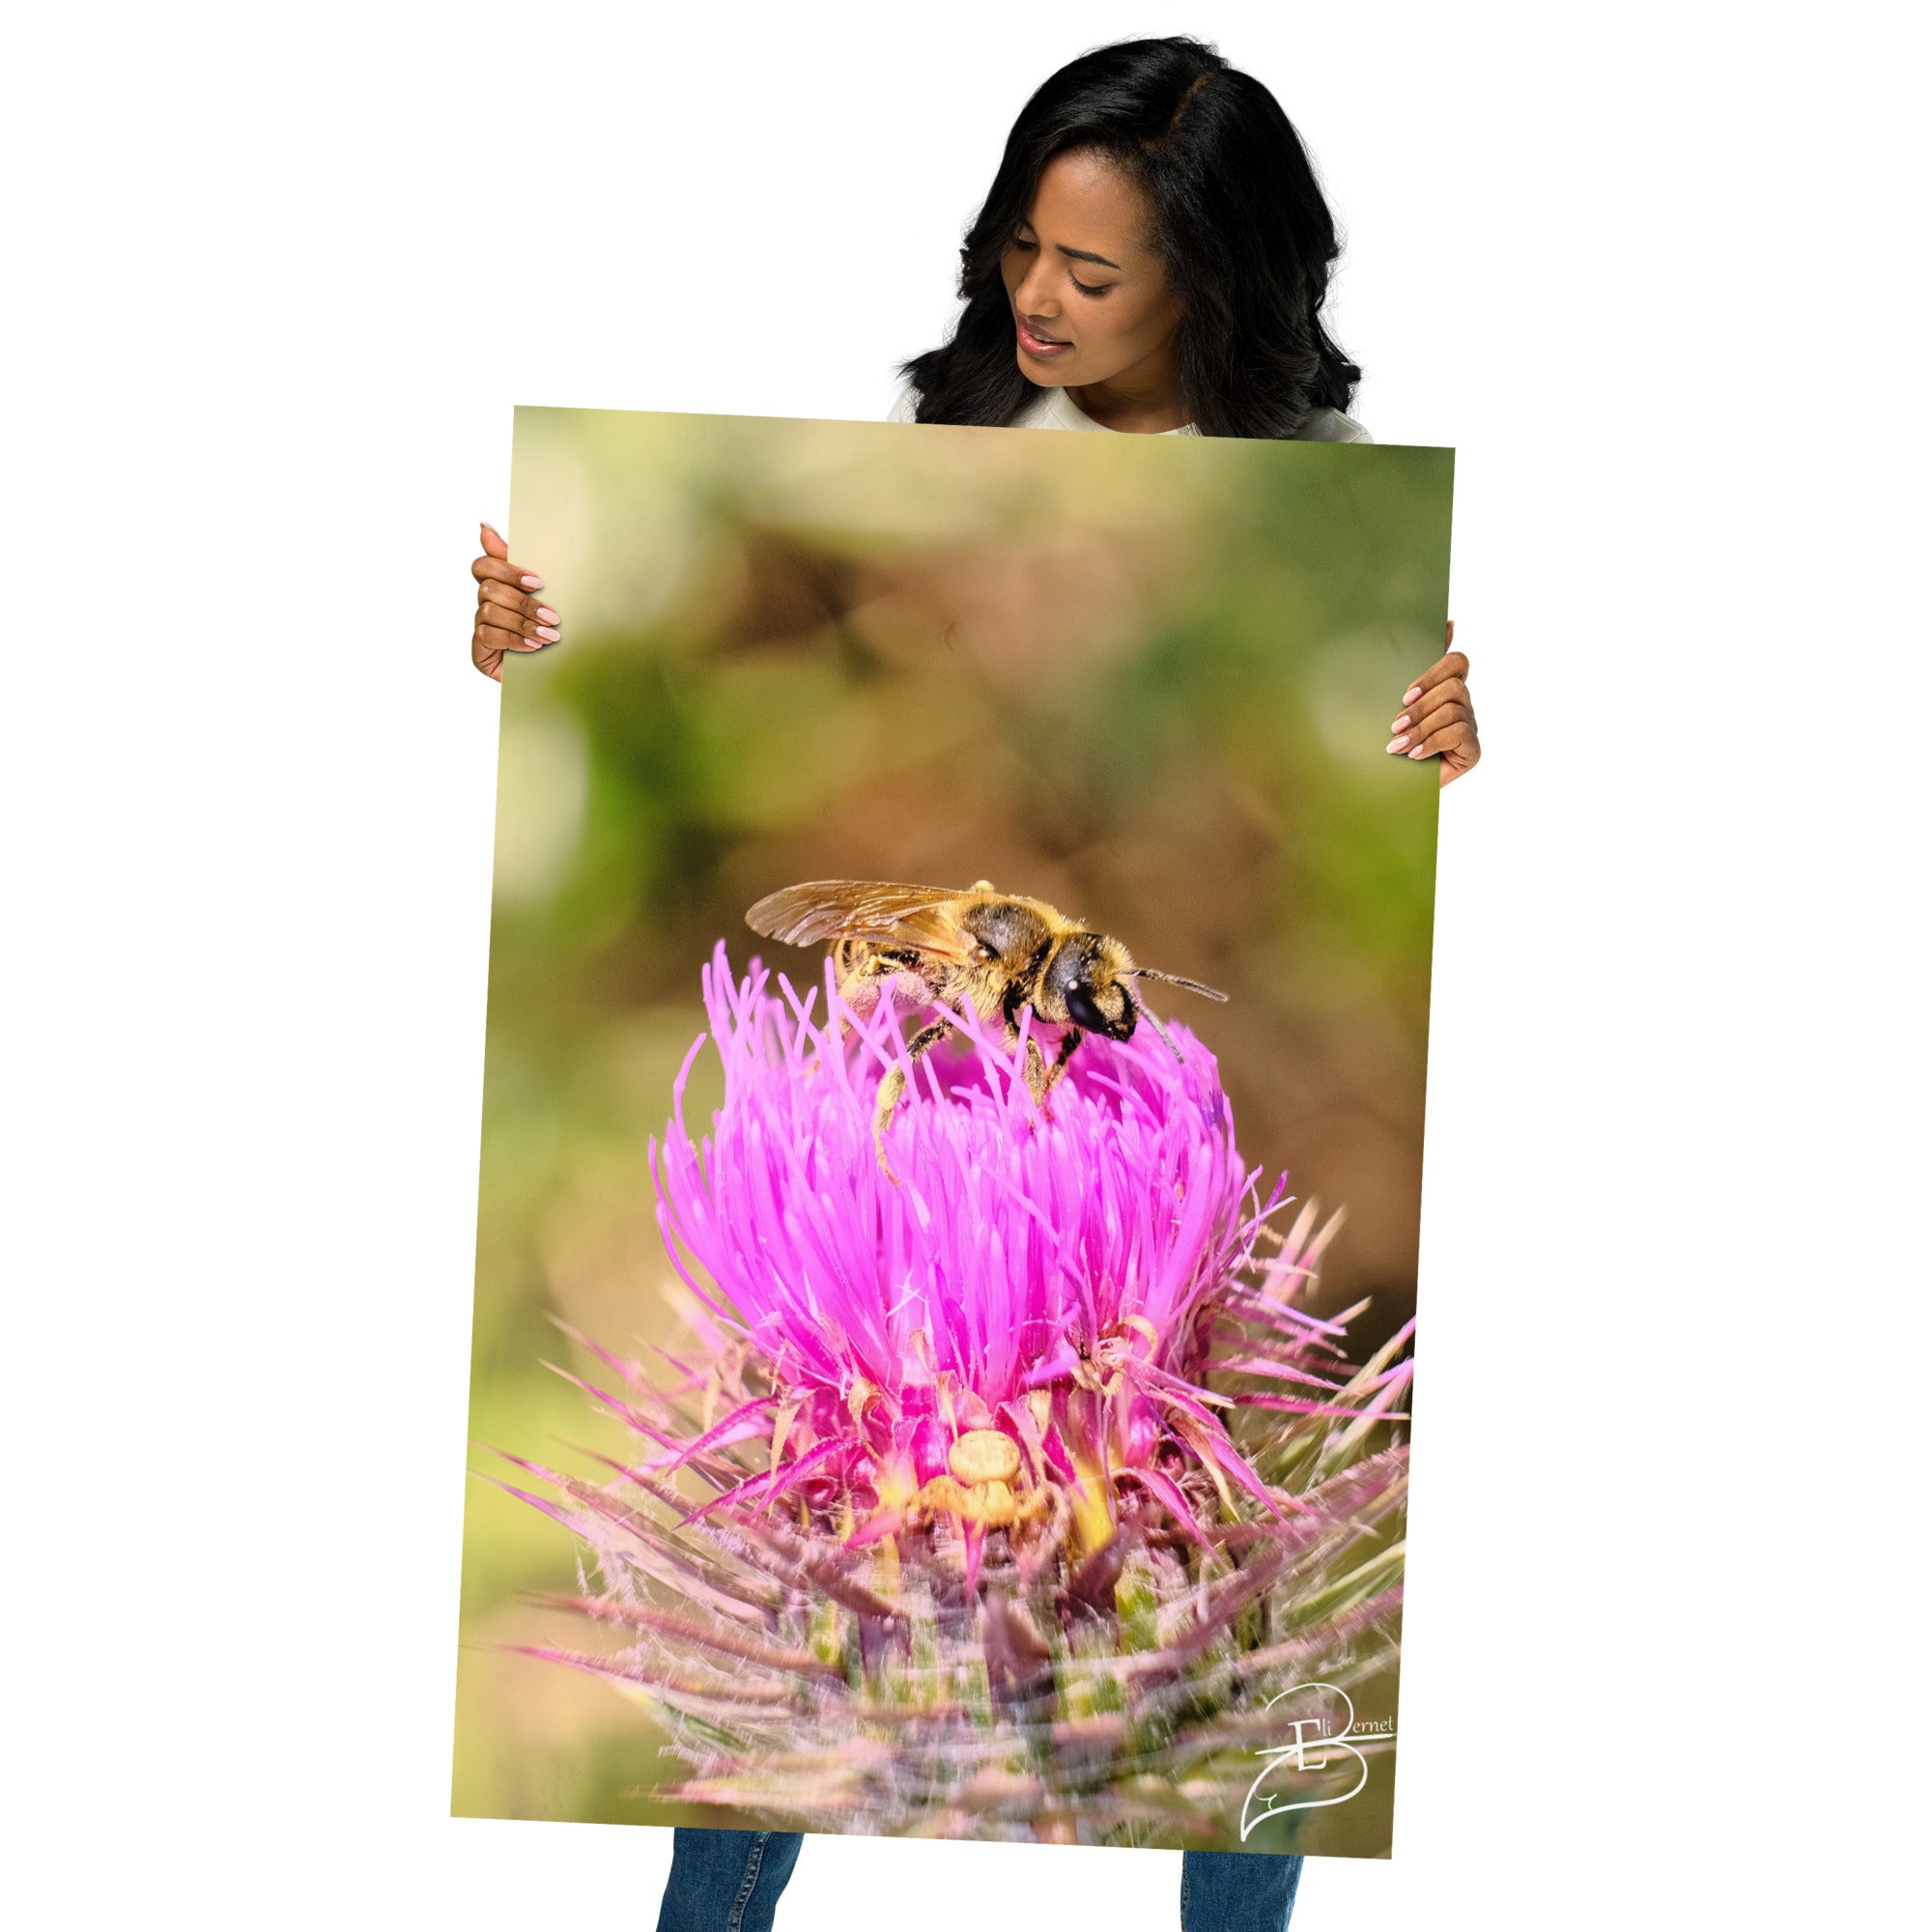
[1238,1682,1393,1841]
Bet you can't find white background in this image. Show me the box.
[4,3,1925,1927]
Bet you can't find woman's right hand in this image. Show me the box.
[470,522,560,681]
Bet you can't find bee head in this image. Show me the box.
[1043,936,1137,1041]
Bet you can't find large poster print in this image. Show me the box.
[453,407,1452,1859]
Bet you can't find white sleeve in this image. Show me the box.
[886,380,920,424]
[1295,407,1374,444]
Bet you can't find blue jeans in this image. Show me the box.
[654,1830,1301,1932]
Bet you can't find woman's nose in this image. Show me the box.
[1014,260,1061,320]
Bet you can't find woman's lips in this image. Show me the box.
[1016,316,1072,358]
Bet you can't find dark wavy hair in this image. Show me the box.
[899,37,1359,440]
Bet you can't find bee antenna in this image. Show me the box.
[1124,983,1186,1065]
[1127,967,1230,1004]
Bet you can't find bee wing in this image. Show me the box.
[745,880,976,958]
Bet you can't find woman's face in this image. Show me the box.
[999,149,1180,392]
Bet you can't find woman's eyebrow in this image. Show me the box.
[1056,244,1122,270]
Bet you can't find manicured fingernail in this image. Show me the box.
[522,639,544,651]
[535,606,559,624]
[521,574,545,589]
[1407,746,1428,758]
[1384,736,1408,753]
[1391,715,1410,732]
[533,625,559,642]
[1403,686,1422,704]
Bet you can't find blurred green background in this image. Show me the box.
[453,408,1451,1828]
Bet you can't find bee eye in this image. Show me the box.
[1065,986,1109,1033]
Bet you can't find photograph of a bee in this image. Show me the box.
[745,877,1228,1167]
[454,407,1453,1861]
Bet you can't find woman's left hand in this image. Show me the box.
[1387,620,1479,786]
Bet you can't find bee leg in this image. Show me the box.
[836,954,890,1015]
[835,952,909,1051]
[1027,1028,1084,1117]
[874,1018,957,1180]
[838,949,932,1046]
[833,968,875,1049]
[1023,1036,1045,1099]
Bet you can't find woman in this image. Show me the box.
[471,36,1477,1932]
[471,39,1475,786]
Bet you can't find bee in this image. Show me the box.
[745,878,1228,1170]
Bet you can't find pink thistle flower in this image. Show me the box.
[648,945,1363,1554]
[497,944,1414,1846]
